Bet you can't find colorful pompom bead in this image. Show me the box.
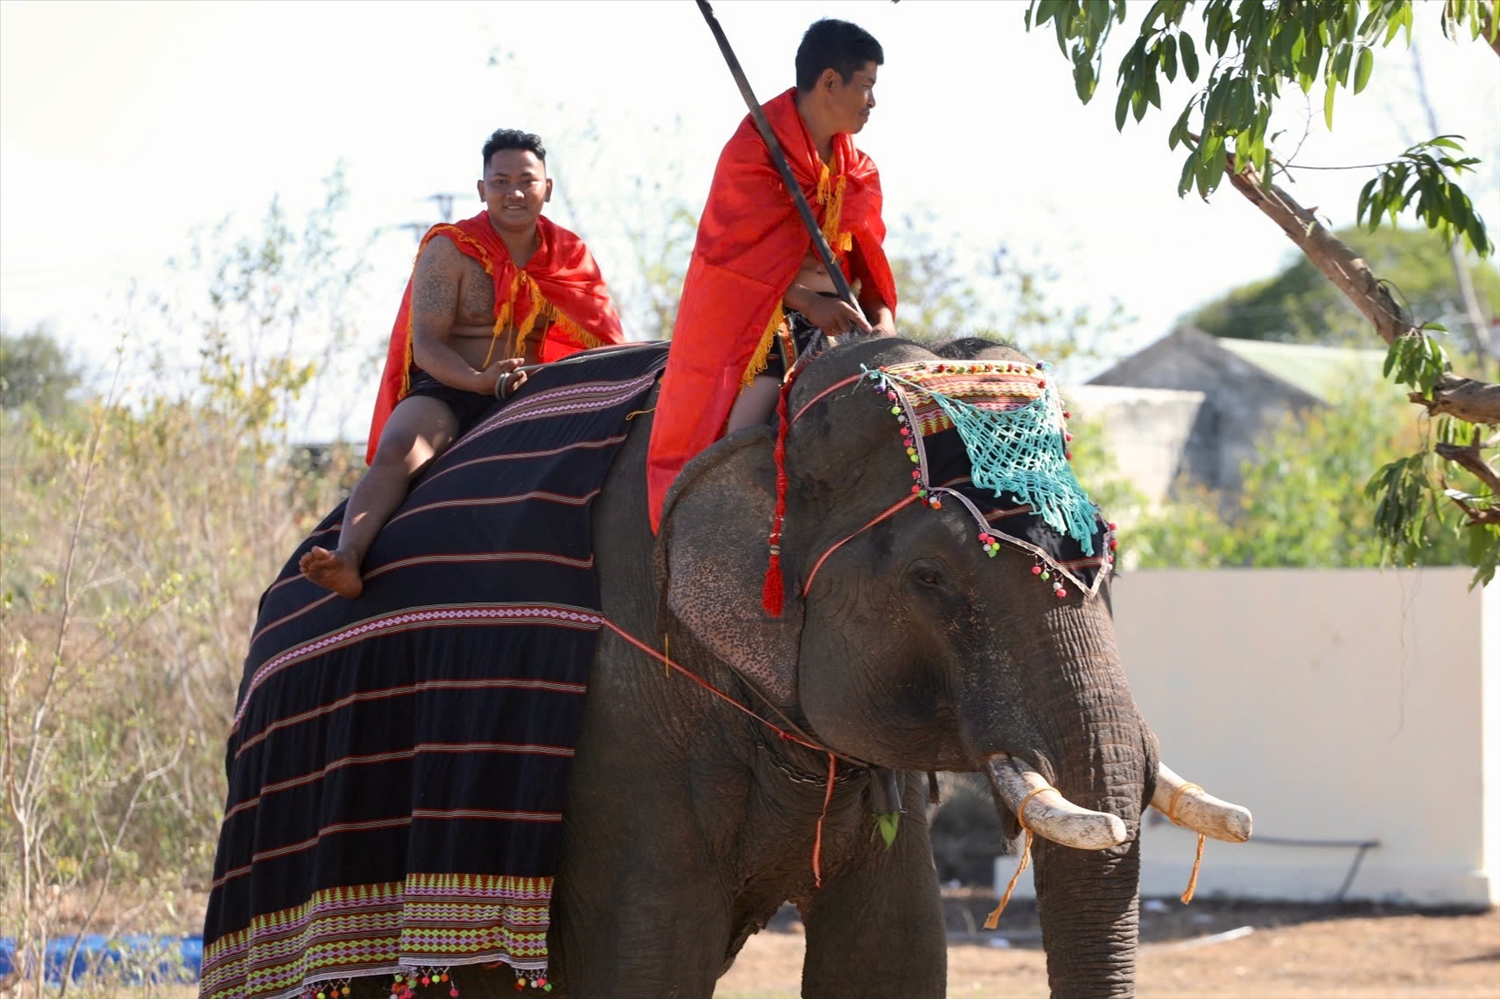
[1055,589,1067,599]
[1040,571,1050,580]
[1031,565,1041,575]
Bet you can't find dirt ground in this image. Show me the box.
[12,892,1496,998]
[714,896,1500,998]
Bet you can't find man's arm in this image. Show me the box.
[409,236,517,395]
[858,287,895,338]
[783,283,873,336]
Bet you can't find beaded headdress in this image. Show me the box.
[861,358,1116,599]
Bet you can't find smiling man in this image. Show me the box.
[300,128,624,598]
[646,18,898,530]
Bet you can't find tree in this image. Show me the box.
[1123,376,1473,568]
[0,323,81,416]
[1188,225,1500,346]
[1024,0,1499,583]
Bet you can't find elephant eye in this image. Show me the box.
[909,561,945,589]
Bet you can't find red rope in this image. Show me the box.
[598,615,856,891]
[801,493,921,598]
[596,617,830,755]
[788,372,864,428]
[762,380,794,616]
[812,752,836,888]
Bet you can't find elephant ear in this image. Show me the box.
[653,427,803,710]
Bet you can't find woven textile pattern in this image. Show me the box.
[202,343,668,999]
[877,362,1100,555]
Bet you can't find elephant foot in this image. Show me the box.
[299,545,364,599]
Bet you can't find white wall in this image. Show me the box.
[1063,384,1205,508]
[996,568,1498,908]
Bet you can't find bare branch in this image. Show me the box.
[1435,440,1500,497]
[1224,162,1500,426]
[1224,164,1414,343]
[1411,375,1500,425]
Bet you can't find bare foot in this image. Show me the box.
[298,546,364,599]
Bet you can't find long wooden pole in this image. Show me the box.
[694,0,864,318]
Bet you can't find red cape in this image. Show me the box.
[645,88,896,529]
[366,212,624,463]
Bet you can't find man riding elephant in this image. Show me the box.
[646,17,898,531]
[300,128,624,599]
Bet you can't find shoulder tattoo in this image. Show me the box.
[413,236,460,318]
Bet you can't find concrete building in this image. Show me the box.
[1076,328,1388,499]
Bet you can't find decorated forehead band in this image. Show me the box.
[861,359,1116,599]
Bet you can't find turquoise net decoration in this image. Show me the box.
[876,363,1099,555]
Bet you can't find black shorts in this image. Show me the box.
[761,307,828,382]
[405,368,496,435]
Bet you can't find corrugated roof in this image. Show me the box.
[1215,338,1388,401]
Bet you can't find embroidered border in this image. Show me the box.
[201,874,552,999]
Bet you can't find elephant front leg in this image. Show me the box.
[798,780,946,999]
[550,784,735,998]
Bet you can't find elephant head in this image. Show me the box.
[655,337,1249,998]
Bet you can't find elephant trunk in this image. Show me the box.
[1023,598,1153,998]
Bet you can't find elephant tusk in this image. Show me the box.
[1153,763,1253,843]
[984,753,1129,851]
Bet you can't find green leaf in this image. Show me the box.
[1353,46,1374,94]
[1178,148,1199,196]
[876,811,900,849]
[1074,58,1097,101]
[1199,141,1226,194]
[1115,85,1131,131]
[1168,103,1193,150]
[1180,31,1199,80]
[1323,80,1337,130]
[1161,34,1178,81]
[1332,42,1353,86]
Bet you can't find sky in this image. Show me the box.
[2,0,1497,437]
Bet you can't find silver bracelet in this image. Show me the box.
[494,371,515,401]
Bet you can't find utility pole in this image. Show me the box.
[378,192,468,246]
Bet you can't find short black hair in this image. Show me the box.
[795,19,884,93]
[482,129,546,168]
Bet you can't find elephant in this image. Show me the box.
[334,334,1250,999]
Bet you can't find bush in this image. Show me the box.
[0,179,366,996]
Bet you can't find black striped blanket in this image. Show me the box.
[202,342,669,999]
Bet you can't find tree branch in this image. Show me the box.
[1435,440,1500,497]
[1224,163,1500,426]
[1225,165,1411,342]
[1412,374,1500,424]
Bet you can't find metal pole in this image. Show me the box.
[694,0,864,318]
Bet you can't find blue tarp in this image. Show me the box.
[0,934,202,985]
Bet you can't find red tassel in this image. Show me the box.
[762,552,784,617]
[762,381,794,617]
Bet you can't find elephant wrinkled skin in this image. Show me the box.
[360,337,1231,999]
